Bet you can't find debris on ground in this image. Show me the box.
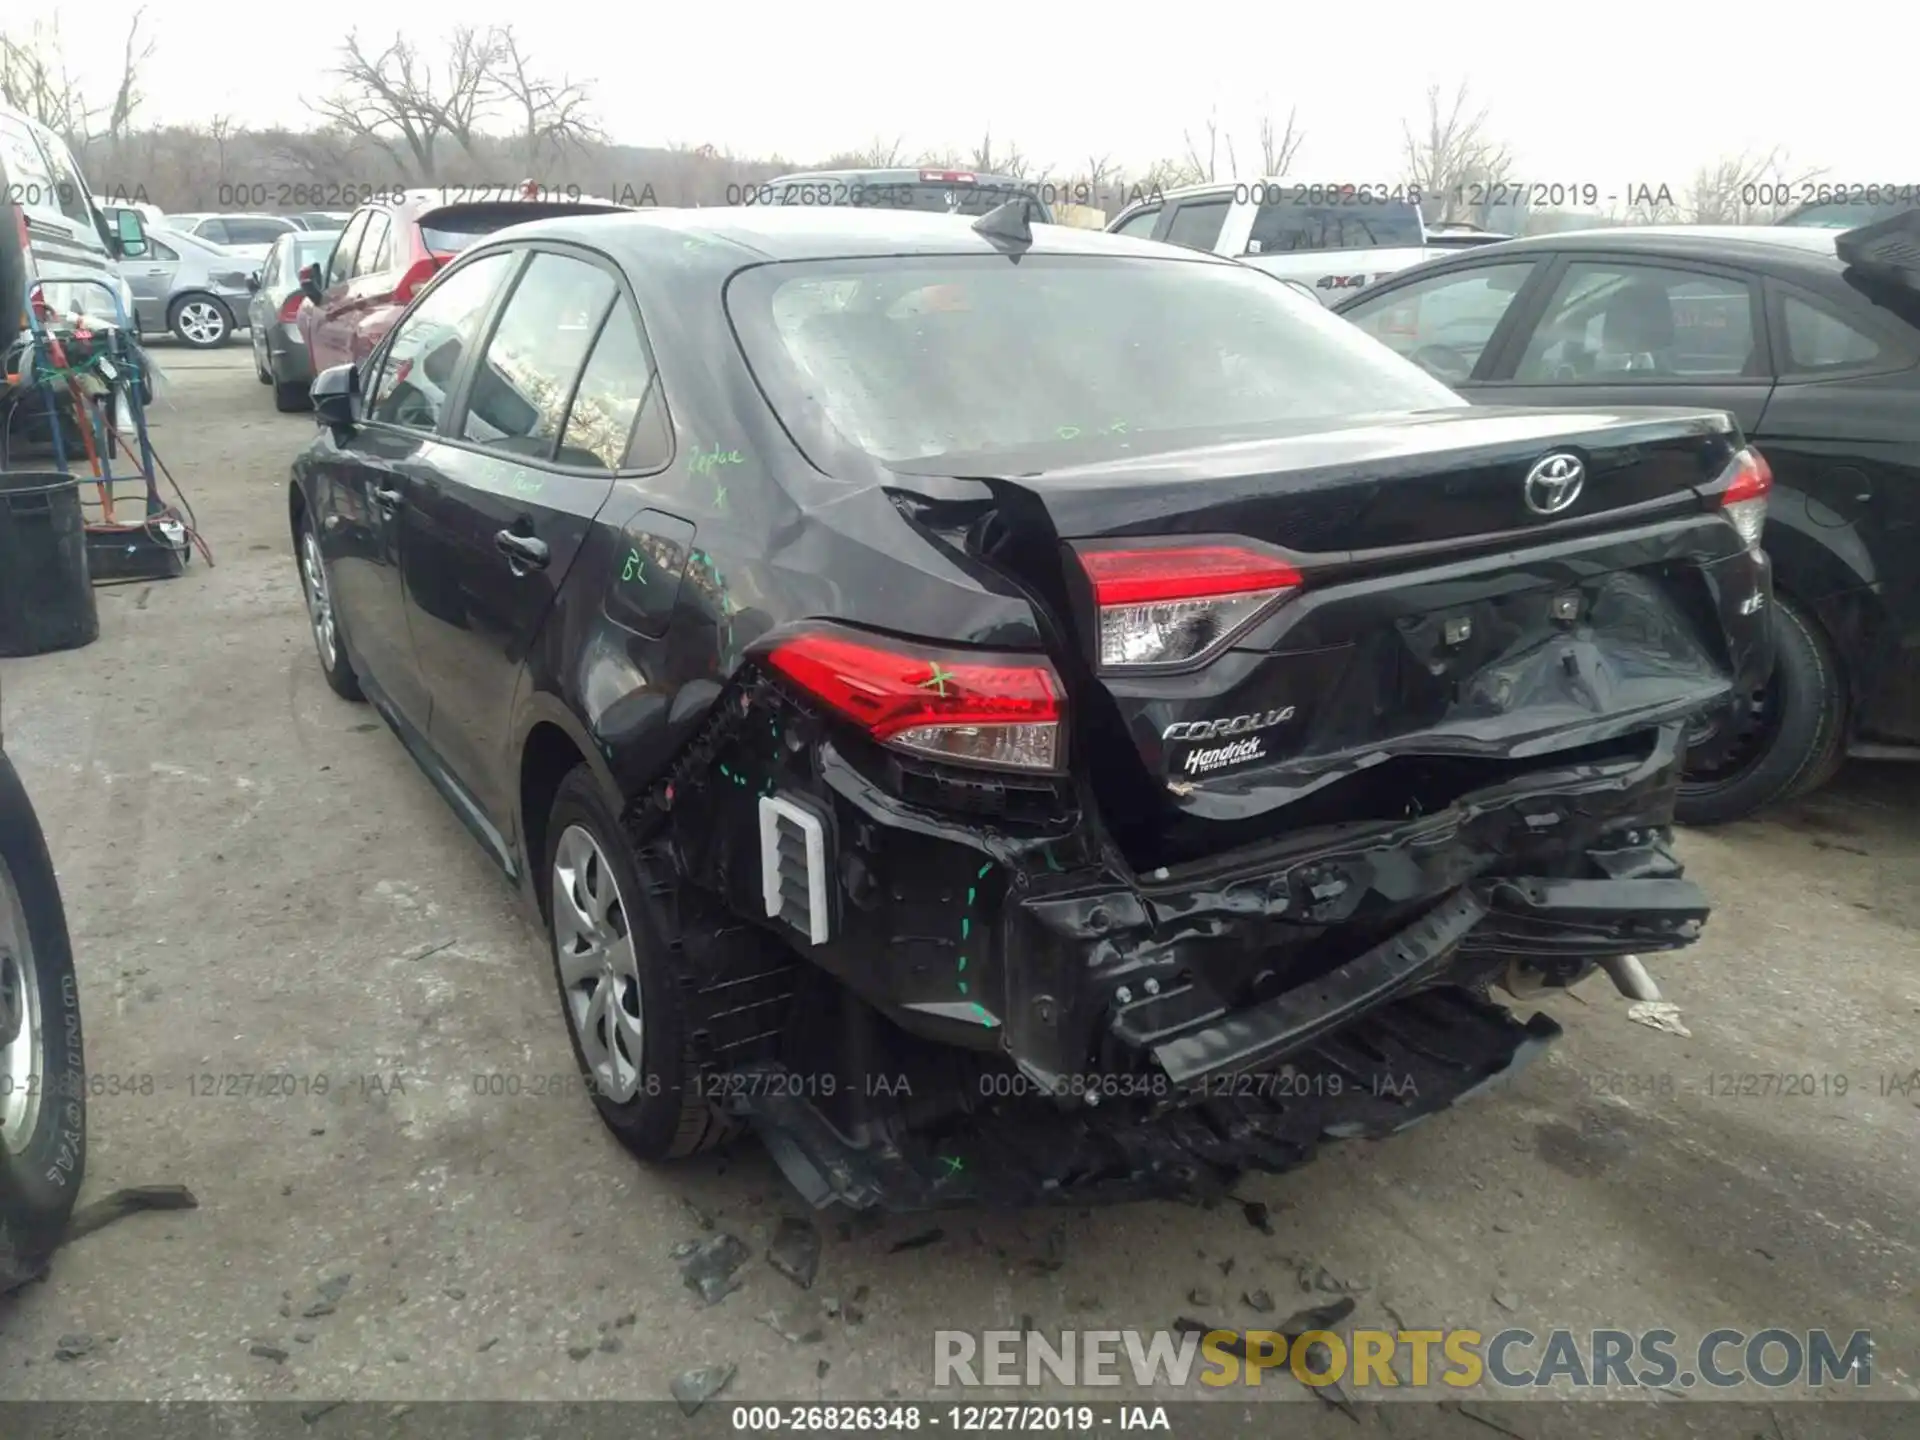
[758,1307,827,1345]
[598,1336,622,1354]
[1188,1286,1215,1307]
[442,1286,465,1300]
[889,1227,945,1254]
[672,1362,737,1415]
[1245,1289,1275,1313]
[1492,1287,1520,1312]
[5,1187,202,1298]
[1241,1200,1277,1236]
[567,1344,594,1361]
[1276,1296,1359,1334]
[301,1301,336,1319]
[53,1334,97,1362]
[294,1330,316,1344]
[682,1198,717,1231]
[248,1341,289,1363]
[300,1402,344,1425]
[1627,1001,1692,1038]
[680,1233,751,1305]
[768,1218,821,1289]
[317,1273,353,1303]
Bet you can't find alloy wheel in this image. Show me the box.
[0,852,44,1151]
[300,529,337,670]
[176,301,226,345]
[551,824,646,1102]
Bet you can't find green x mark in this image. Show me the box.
[918,663,958,697]
[712,482,727,508]
[939,1154,965,1176]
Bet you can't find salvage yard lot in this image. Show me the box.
[0,345,1916,1415]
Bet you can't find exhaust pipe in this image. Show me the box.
[1600,954,1662,1003]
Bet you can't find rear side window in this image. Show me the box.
[367,251,517,431]
[1781,294,1884,371]
[196,219,229,244]
[327,212,368,285]
[1514,263,1758,381]
[1248,196,1423,254]
[1111,206,1161,239]
[1162,199,1230,252]
[558,302,667,471]
[355,213,393,277]
[728,254,1465,468]
[149,238,179,263]
[459,252,618,456]
[222,217,295,245]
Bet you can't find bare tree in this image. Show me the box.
[103,8,155,145]
[0,20,93,148]
[495,28,600,171]
[307,29,501,182]
[845,135,905,167]
[1402,81,1512,223]
[967,131,1031,179]
[1181,110,1237,184]
[1258,105,1305,178]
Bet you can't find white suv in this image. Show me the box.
[1108,180,1497,302]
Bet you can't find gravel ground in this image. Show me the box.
[1,345,1915,1428]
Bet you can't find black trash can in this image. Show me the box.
[0,469,99,657]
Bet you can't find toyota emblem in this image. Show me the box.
[1523,452,1586,515]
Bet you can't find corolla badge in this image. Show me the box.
[1523,452,1586,515]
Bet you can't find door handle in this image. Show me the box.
[371,486,405,511]
[495,530,550,574]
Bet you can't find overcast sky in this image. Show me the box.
[17,0,1906,189]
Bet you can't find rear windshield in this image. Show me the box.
[418,202,623,254]
[727,255,1463,468]
[772,179,1051,222]
[1248,194,1424,254]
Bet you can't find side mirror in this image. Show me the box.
[311,362,358,429]
[112,208,149,260]
[298,263,325,304]
[246,273,260,293]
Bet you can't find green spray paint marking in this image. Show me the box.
[1042,844,1063,873]
[621,548,646,584]
[510,476,544,496]
[976,862,992,880]
[918,664,959,698]
[958,863,997,1026]
[689,444,744,476]
[1056,424,1082,440]
[939,1154,965,1177]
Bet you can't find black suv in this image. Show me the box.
[288,206,1771,1210]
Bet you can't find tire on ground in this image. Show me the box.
[0,752,87,1286]
[543,764,732,1161]
[1677,594,1844,826]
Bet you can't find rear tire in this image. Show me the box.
[543,766,733,1161]
[1677,594,1844,825]
[168,294,233,348]
[273,376,309,413]
[0,751,87,1288]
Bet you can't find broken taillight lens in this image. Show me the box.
[765,626,1065,772]
[276,293,304,323]
[1718,447,1772,552]
[1076,544,1303,668]
[392,255,447,305]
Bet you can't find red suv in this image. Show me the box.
[296,189,630,375]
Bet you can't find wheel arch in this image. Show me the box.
[515,695,622,919]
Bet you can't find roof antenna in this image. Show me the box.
[971,198,1033,251]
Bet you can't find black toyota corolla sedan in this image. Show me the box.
[1335,215,1920,824]
[288,205,1770,1210]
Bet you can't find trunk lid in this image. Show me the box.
[890,406,1757,866]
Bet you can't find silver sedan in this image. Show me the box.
[120,227,257,347]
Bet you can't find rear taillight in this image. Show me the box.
[393,255,447,304]
[1718,447,1772,552]
[765,626,1064,772]
[1075,544,1303,669]
[277,293,303,323]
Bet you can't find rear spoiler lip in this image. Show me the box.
[1834,208,1920,287]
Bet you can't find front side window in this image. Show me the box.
[366,251,517,431]
[459,253,618,455]
[1514,262,1758,382]
[355,214,393,278]
[1343,263,1537,384]
[729,254,1465,469]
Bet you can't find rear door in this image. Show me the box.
[400,245,628,827]
[1476,254,1776,436]
[343,209,400,366]
[124,235,180,332]
[315,248,520,733]
[307,209,369,373]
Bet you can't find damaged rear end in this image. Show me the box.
[660,248,1773,1209]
